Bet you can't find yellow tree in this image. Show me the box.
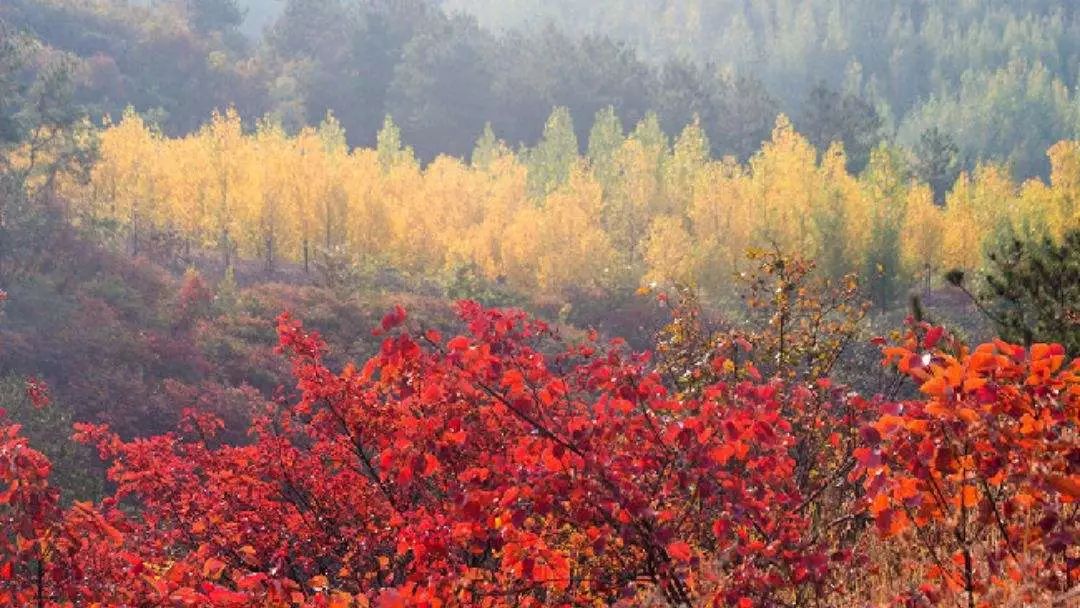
[451,153,529,281]
[900,183,945,293]
[1046,140,1080,239]
[288,126,331,271]
[644,214,695,287]
[313,114,350,253]
[342,148,389,264]
[604,137,661,278]
[941,173,985,273]
[747,115,818,256]
[685,158,753,294]
[662,118,709,217]
[380,150,426,273]
[944,164,1016,274]
[94,109,160,255]
[859,145,910,309]
[504,168,614,299]
[247,119,296,271]
[201,108,247,268]
[812,142,865,280]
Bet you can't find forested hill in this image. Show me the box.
[3,0,1080,178]
[443,0,1080,177]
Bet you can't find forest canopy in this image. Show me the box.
[3,0,1080,177]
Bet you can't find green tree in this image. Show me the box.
[911,127,961,204]
[524,106,579,199]
[708,71,779,161]
[975,229,1080,353]
[798,82,882,172]
[0,25,94,279]
[586,106,625,191]
[860,145,909,311]
[470,122,509,169]
[386,13,495,160]
[376,115,413,172]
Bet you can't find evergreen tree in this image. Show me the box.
[978,229,1080,353]
[799,83,882,173]
[911,127,961,204]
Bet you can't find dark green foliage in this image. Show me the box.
[187,0,245,33]
[707,72,778,161]
[912,127,961,204]
[0,24,25,146]
[981,229,1080,353]
[798,83,882,173]
[449,0,1080,178]
[0,374,104,502]
[486,28,653,151]
[2,0,266,135]
[443,263,522,309]
[0,22,95,281]
[387,14,495,160]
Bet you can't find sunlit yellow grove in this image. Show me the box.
[77,109,1079,303]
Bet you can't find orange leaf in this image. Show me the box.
[894,478,920,501]
[870,492,890,516]
[957,408,980,423]
[310,575,330,590]
[958,485,979,508]
[202,557,226,581]
[921,377,947,398]
[962,376,987,393]
[1047,475,1080,498]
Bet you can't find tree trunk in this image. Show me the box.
[131,213,139,257]
[222,226,231,270]
[266,235,274,273]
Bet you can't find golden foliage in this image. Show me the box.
[78,110,1078,301]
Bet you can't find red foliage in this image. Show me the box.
[862,320,1079,605]
[24,377,50,409]
[1,304,1076,607]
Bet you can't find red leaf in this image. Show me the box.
[923,326,945,349]
[381,305,407,331]
[667,541,692,562]
[206,586,249,606]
